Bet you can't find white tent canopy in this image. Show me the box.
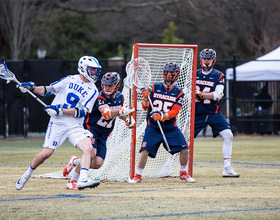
[226,46,280,81]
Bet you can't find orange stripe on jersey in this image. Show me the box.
[147,119,150,125]
[98,95,106,101]
[218,73,224,82]
[176,91,184,99]
[85,114,90,130]
[215,100,220,113]
[152,85,155,93]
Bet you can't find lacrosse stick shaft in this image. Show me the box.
[148,95,171,152]
[14,78,47,107]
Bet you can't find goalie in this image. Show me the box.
[129,62,195,184]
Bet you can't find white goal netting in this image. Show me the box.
[35,44,197,182]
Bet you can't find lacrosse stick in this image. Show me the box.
[125,57,171,152]
[0,62,47,107]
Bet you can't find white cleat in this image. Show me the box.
[223,166,240,178]
[180,171,196,183]
[77,178,100,190]
[16,172,31,190]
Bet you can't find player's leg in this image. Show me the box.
[219,129,240,177]
[75,137,100,189]
[194,114,208,138]
[208,112,240,177]
[68,127,100,190]
[179,149,196,183]
[129,126,161,183]
[166,127,195,183]
[16,122,66,190]
[129,150,149,183]
[16,148,55,190]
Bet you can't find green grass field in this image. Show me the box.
[0,135,280,220]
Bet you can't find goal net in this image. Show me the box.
[35,43,197,182]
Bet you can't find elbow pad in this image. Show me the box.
[213,91,224,101]
[74,105,88,118]
[43,86,54,97]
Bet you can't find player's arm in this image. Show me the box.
[99,104,134,120]
[44,104,89,117]
[196,85,224,101]
[18,82,55,97]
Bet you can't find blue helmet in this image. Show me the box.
[200,48,216,59]
[101,72,120,97]
[163,62,180,85]
[200,48,216,71]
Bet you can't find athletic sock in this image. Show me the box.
[224,159,231,168]
[26,164,35,176]
[71,171,80,182]
[136,167,144,176]
[180,165,187,172]
[79,168,89,182]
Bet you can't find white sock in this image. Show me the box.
[71,171,80,182]
[79,168,88,182]
[180,165,187,172]
[73,158,80,166]
[224,159,231,168]
[136,168,144,176]
[26,165,35,176]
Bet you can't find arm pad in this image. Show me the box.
[43,86,54,97]
[213,85,224,101]
[74,105,88,118]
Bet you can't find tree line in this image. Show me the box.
[0,0,279,60]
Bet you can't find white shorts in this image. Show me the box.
[43,121,93,149]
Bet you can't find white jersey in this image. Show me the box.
[50,74,98,126]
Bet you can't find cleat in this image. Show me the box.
[77,178,100,190]
[180,171,196,183]
[66,180,78,190]
[16,172,31,190]
[129,174,142,183]
[223,166,240,177]
[63,156,78,177]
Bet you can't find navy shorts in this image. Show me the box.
[140,125,188,158]
[90,129,108,160]
[194,112,231,138]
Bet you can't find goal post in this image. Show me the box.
[129,43,198,179]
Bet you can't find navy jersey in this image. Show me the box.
[147,82,184,130]
[195,68,225,114]
[84,91,124,135]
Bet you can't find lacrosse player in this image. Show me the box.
[16,56,103,190]
[129,62,195,184]
[63,72,135,190]
[195,48,240,177]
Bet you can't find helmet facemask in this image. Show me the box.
[163,62,180,86]
[200,49,216,71]
[101,72,120,98]
[78,56,102,83]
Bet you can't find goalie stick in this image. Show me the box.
[125,57,171,152]
[0,62,47,107]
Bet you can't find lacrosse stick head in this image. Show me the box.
[125,57,151,90]
[0,62,16,84]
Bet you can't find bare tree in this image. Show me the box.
[0,0,52,60]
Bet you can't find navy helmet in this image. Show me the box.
[163,62,180,85]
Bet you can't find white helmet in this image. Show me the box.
[78,56,102,83]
